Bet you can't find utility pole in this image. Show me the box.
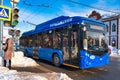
[0,0,3,55]
[10,0,20,57]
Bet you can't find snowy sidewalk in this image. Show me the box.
[0,51,73,80]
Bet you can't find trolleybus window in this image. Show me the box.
[86,29,108,56]
[53,29,61,49]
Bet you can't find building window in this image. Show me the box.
[112,37,116,47]
[112,23,116,32]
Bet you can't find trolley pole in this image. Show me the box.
[0,0,3,56]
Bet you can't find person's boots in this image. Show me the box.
[8,60,11,69]
[4,60,6,67]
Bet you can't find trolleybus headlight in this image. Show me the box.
[90,55,95,60]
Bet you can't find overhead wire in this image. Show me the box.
[18,0,51,27]
[18,0,33,29]
[33,0,58,24]
[23,1,51,8]
[17,0,120,32]
[66,0,120,14]
[24,0,58,25]
[23,0,51,21]
[19,0,31,16]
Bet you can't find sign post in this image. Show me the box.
[0,0,3,56]
[0,1,11,56]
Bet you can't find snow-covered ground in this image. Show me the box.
[0,51,72,80]
[0,46,119,80]
[108,46,120,56]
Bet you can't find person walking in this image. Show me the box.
[3,38,13,69]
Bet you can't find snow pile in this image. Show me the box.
[11,51,39,67]
[0,57,3,66]
[108,46,120,56]
[13,51,24,57]
[55,73,73,80]
[0,51,73,80]
[0,67,48,80]
[0,67,72,80]
[118,50,120,55]
[28,75,48,80]
[0,67,20,80]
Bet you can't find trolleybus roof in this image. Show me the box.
[22,16,105,36]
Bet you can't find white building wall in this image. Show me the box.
[104,22,109,45]
[118,17,120,49]
[111,20,117,46]
[3,27,12,43]
[103,14,120,49]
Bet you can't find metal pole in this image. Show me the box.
[0,0,3,56]
[12,0,15,57]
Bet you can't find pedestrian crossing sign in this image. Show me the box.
[0,6,11,21]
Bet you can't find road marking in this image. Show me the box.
[63,63,79,69]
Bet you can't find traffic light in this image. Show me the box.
[8,29,21,36]
[15,30,21,36]
[8,29,14,36]
[4,21,10,27]
[11,8,19,27]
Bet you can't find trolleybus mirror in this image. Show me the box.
[83,26,87,31]
[83,39,88,50]
[49,30,52,33]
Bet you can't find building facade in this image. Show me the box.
[102,14,120,49]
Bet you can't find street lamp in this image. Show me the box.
[10,0,20,8]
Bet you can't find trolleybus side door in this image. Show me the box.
[63,24,80,67]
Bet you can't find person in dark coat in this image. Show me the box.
[4,38,13,69]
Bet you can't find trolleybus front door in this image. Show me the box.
[63,25,79,67]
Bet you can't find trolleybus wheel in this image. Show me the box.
[53,54,60,66]
[24,50,28,57]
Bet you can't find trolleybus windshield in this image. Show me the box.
[86,27,108,56]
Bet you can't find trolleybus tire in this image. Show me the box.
[24,50,28,57]
[53,54,60,66]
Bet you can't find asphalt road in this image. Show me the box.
[12,56,120,80]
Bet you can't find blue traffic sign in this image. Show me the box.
[0,6,11,21]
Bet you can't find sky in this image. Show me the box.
[3,0,120,33]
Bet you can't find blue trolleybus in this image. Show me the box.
[20,16,110,69]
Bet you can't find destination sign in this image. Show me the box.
[90,25,104,31]
[50,18,72,27]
